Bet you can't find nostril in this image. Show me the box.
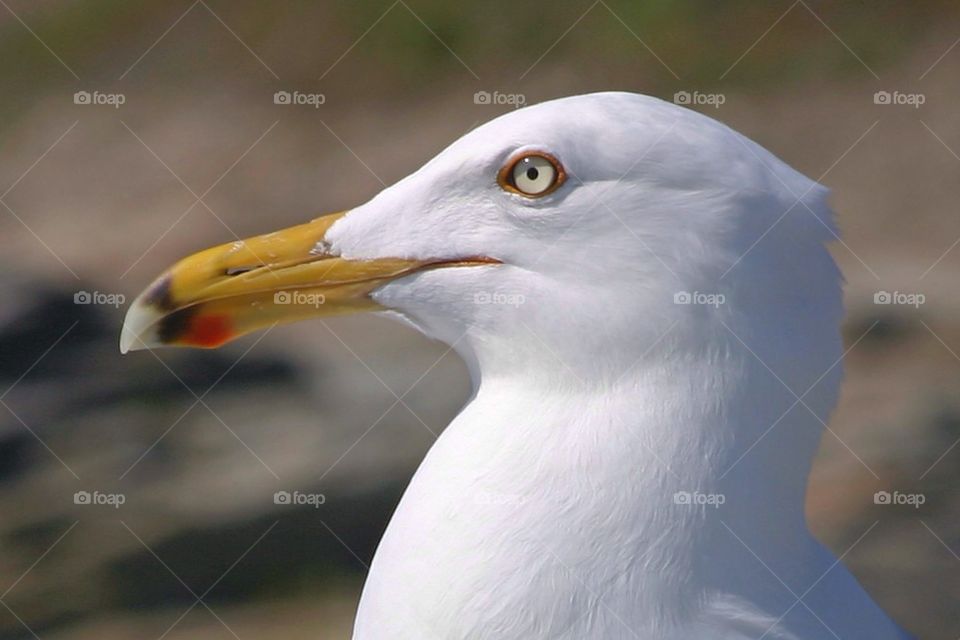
[225,265,261,276]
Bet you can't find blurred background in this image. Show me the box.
[0,1,958,638]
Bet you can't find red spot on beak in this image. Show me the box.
[185,314,234,348]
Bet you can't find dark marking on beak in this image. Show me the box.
[143,275,175,311]
[156,305,200,344]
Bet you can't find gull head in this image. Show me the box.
[121,92,841,383]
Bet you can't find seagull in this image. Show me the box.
[120,92,911,639]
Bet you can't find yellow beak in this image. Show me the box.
[119,211,498,353]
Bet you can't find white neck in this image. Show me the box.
[352,318,887,639]
[355,242,904,638]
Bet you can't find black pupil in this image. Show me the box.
[525,166,539,181]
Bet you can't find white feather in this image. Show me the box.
[323,93,909,639]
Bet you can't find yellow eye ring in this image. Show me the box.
[498,151,566,197]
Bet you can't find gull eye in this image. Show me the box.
[499,152,565,197]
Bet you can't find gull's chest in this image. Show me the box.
[351,391,679,639]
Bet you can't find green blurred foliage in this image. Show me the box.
[0,0,954,126]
